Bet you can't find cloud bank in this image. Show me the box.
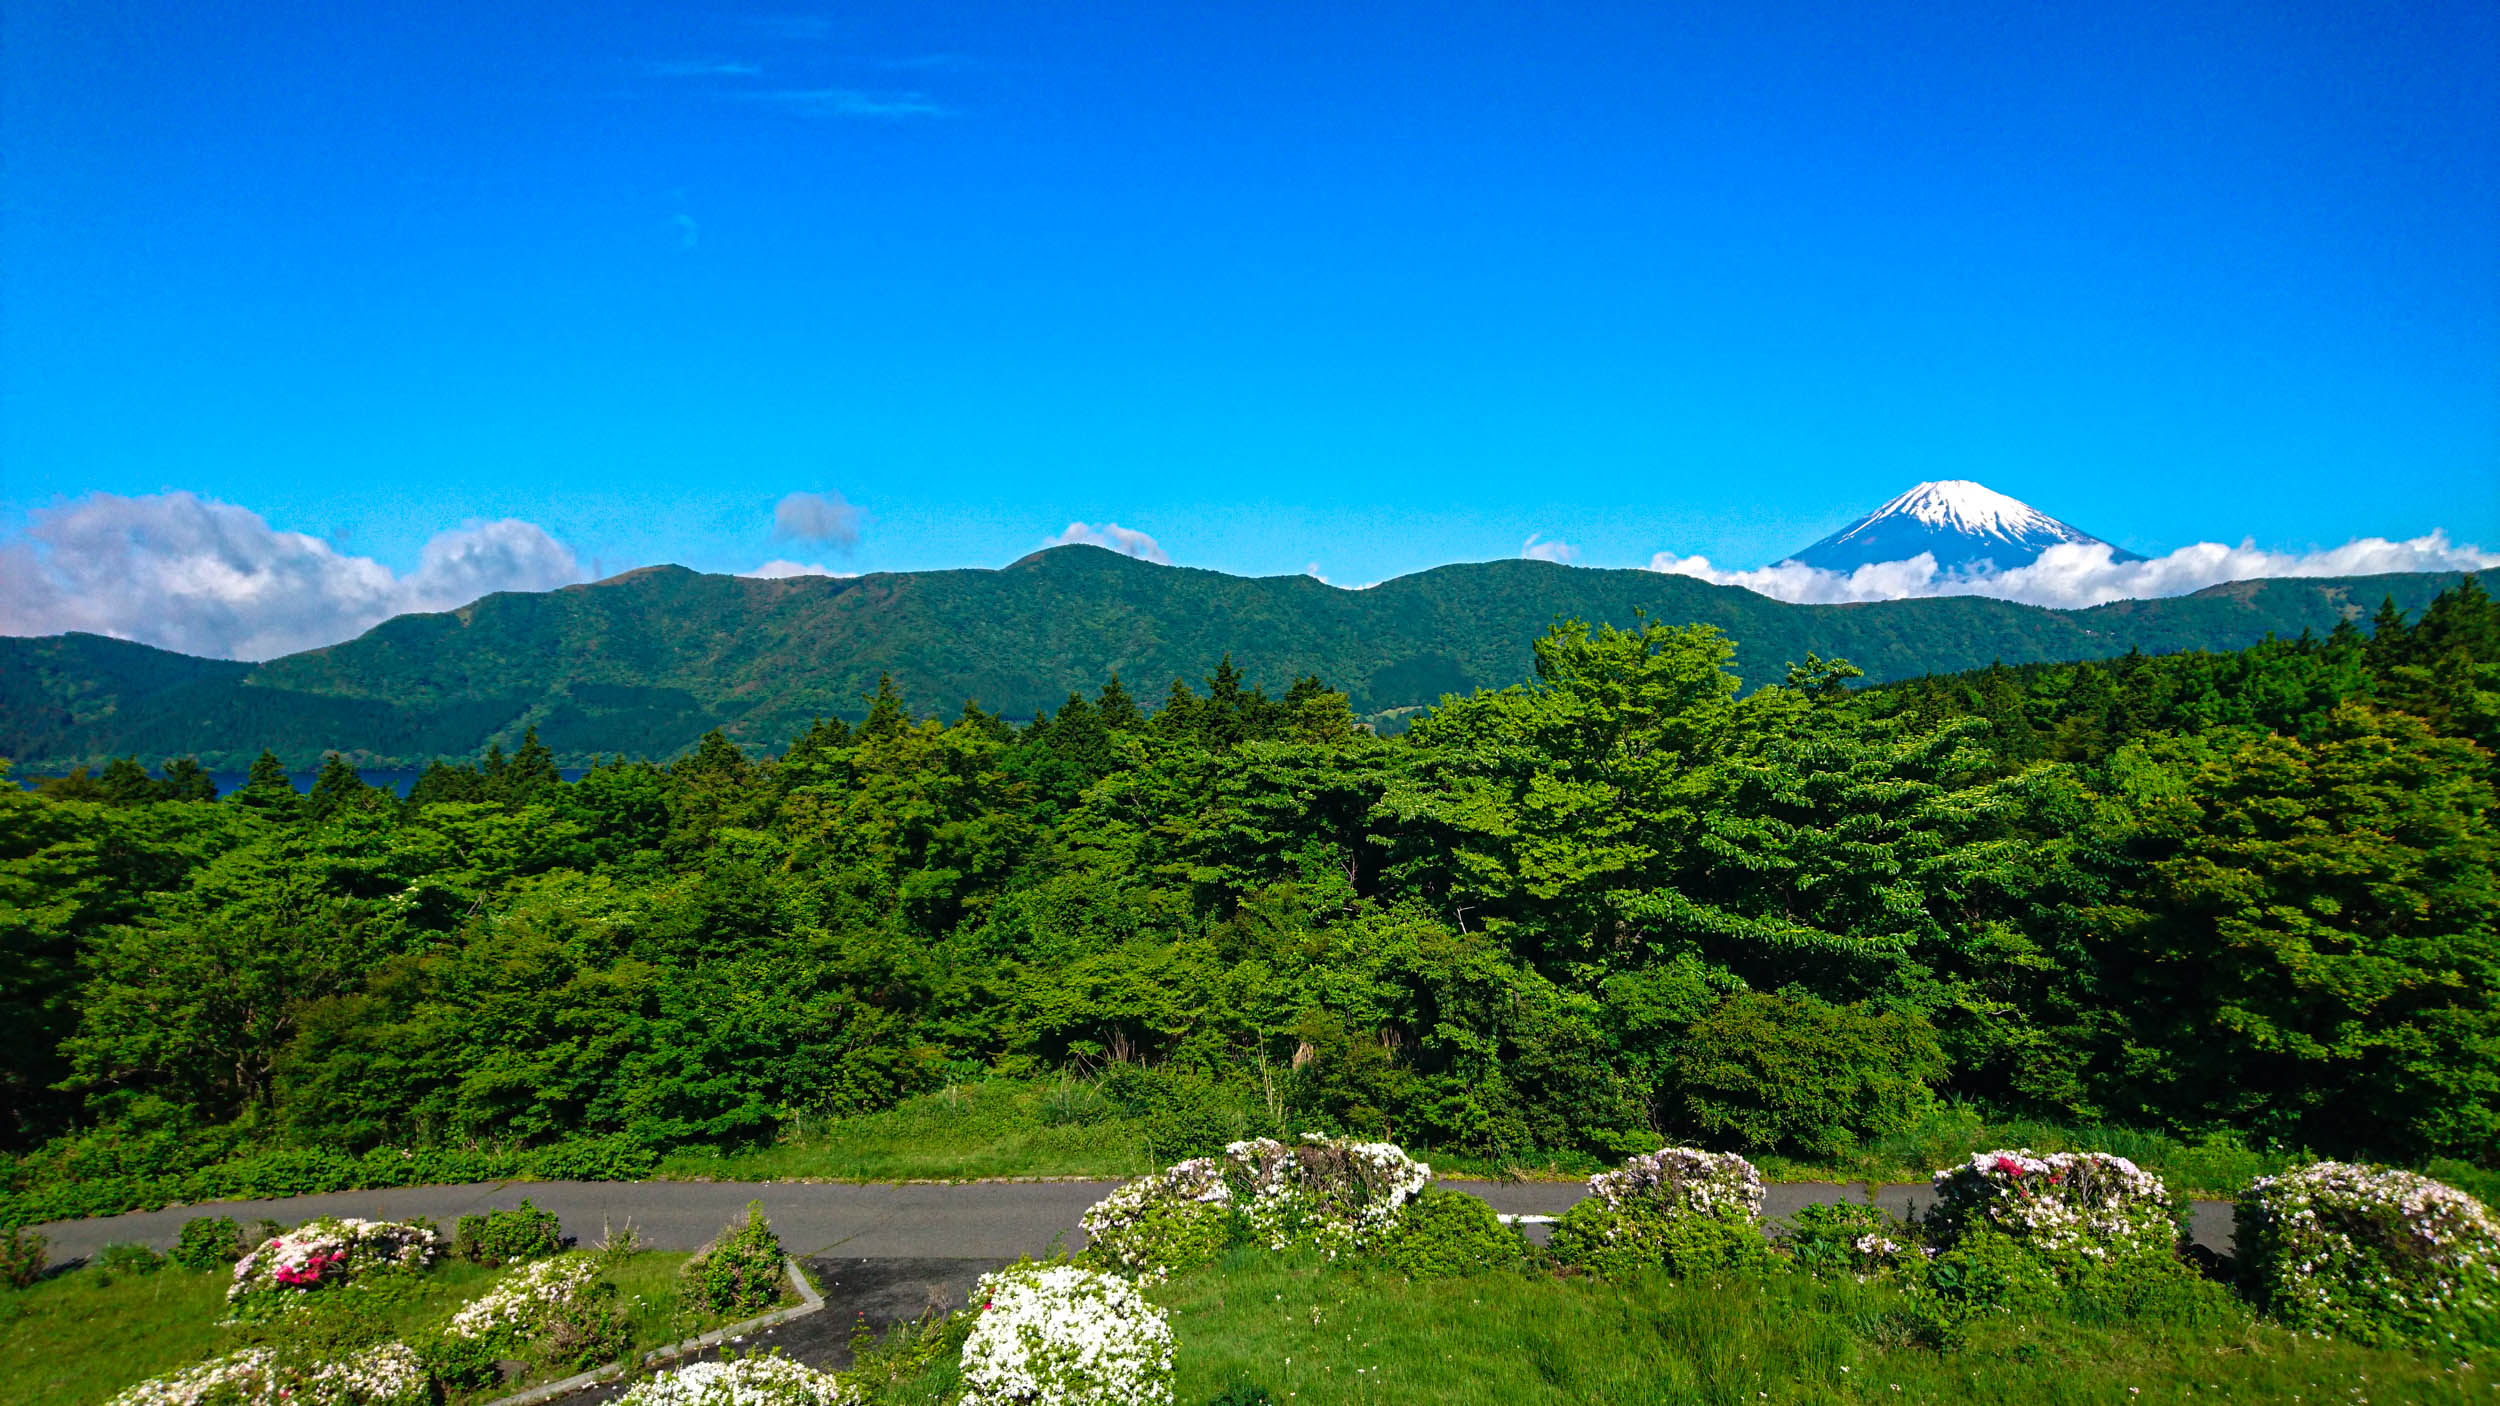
[0,492,582,661]
[1047,521,1170,564]
[743,559,857,579]
[1648,532,2500,609]
[1521,533,1578,564]
[773,490,861,549]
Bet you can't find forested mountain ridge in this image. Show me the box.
[0,544,2473,769]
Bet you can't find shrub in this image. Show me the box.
[1549,1147,1768,1280]
[2238,1160,2500,1349]
[96,1241,165,1276]
[453,1198,564,1266]
[959,1263,1174,1406]
[1099,1064,1251,1162]
[227,1217,440,1308]
[443,1251,625,1368]
[1081,1156,1235,1274]
[681,1201,786,1317]
[616,1351,862,1405]
[1375,1186,1524,1278]
[1676,991,1947,1157]
[0,1226,46,1288]
[1926,1150,2177,1265]
[1777,1200,1909,1276]
[171,1215,245,1270]
[1225,1136,1431,1258]
[102,1341,431,1406]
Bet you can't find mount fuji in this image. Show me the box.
[1785,480,2142,575]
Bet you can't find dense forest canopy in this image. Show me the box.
[3,578,2494,1219]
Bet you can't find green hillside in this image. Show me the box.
[0,545,2471,768]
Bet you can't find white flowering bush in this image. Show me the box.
[960,1264,1174,1406]
[1551,1147,1769,1278]
[104,1342,429,1406]
[1081,1156,1233,1273]
[1223,1135,1431,1257]
[2239,1161,2500,1349]
[1926,1150,2176,1261]
[616,1352,863,1405]
[445,1251,602,1344]
[228,1216,440,1306]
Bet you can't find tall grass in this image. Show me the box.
[861,1252,2492,1405]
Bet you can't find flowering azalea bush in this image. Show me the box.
[1224,1135,1431,1257]
[1082,1135,1433,1271]
[959,1263,1175,1406]
[227,1217,440,1306]
[1926,1150,2177,1262]
[2238,1161,2500,1349]
[104,1342,430,1406]
[1550,1147,1769,1279]
[432,1249,627,1376]
[1080,1156,1233,1273]
[615,1352,863,1405]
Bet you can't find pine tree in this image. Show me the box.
[159,757,218,803]
[97,757,160,806]
[1095,674,1143,731]
[233,749,298,815]
[305,753,374,821]
[861,674,910,739]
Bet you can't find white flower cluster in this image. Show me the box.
[959,1264,1175,1406]
[446,1251,603,1342]
[1585,1147,1766,1223]
[228,1216,440,1302]
[1080,1156,1232,1272]
[616,1353,863,1406]
[1928,1149,2173,1259]
[105,1342,428,1406]
[1224,1135,1432,1256]
[2241,1161,2500,1343]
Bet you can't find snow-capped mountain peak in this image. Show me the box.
[1786,480,2139,574]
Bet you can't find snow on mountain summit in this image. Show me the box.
[1786,480,2141,574]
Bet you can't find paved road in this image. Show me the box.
[30,1177,2239,1267]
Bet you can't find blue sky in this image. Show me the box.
[4,0,2496,652]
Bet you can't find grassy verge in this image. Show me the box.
[0,1248,801,1406]
[860,1251,2493,1405]
[659,1077,2500,1204]
[661,1078,1160,1183]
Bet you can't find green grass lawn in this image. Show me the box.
[859,1251,2496,1405]
[0,1247,804,1406]
[656,1077,2500,1206]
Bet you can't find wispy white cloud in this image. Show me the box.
[1647,532,2500,609]
[1047,521,1170,564]
[744,88,950,118]
[1521,533,1578,564]
[0,492,582,660]
[773,490,861,549]
[1303,562,1378,590]
[644,59,763,77]
[744,559,857,579]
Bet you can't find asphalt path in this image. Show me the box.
[30,1178,2239,1268]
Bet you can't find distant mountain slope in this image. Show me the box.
[0,546,2469,769]
[1789,480,2140,573]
